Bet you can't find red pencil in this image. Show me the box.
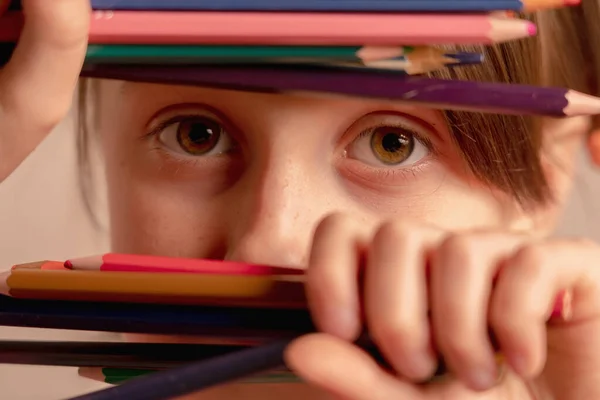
[64,254,302,276]
[0,11,536,45]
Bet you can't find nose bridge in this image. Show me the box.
[225,150,316,268]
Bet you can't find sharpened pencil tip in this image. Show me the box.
[527,22,537,36]
[446,52,484,65]
[64,260,73,269]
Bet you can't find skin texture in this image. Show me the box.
[3,1,600,400]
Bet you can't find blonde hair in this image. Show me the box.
[77,1,600,214]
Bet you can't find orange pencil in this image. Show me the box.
[4,261,305,308]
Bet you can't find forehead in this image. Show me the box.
[96,80,448,131]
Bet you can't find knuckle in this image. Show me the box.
[34,2,91,50]
[436,234,479,268]
[374,220,413,245]
[510,244,547,279]
[313,213,353,239]
[374,220,438,250]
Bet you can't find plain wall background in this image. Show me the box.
[1,105,600,398]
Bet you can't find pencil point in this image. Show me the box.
[564,90,600,117]
[65,255,103,271]
[527,22,537,36]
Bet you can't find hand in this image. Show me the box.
[0,0,90,182]
[286,213,600,400]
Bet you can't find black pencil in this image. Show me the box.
[66,339,292,400]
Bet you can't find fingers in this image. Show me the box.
[429,233,525,390]
[285,333,422,400]
[1,0,90,121]
[364,222,442,381]
[306,213,373,340]
[490,238,600,379]
[0,0,90,180]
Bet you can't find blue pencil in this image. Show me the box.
[88,0,575,12]
[9,0,576,12]
[0,295,314,340]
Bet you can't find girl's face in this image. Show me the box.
[96,81,584,266]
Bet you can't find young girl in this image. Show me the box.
[3,0,600,399]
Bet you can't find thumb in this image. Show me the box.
[285,333,422,400]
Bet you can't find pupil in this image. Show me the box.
[381,133,406,153]
[189,122,213,144]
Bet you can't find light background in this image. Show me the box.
[1,106,600,398]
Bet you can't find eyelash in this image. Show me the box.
[145,114,204,140]
[342,120,438,184]
[354,121,436,156]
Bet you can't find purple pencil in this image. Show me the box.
[81,63,600,117]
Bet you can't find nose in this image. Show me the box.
[224,155,323,269]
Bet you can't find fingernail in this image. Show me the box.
[508,353,528,376]
[324,307,358,340]
[469,368,496,390]
[410,353,437,379]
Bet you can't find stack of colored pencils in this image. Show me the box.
[0,0,590,399]
[0,254,571,400]
[0,0,597,116]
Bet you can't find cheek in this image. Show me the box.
[101,144,227,258]
[106,177,227,258]
[418,179,511,231]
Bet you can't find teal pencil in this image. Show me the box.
[83,45,483,69]
[84,44,417,63]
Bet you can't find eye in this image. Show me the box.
[156,115,235,156]
[347,123,431,168]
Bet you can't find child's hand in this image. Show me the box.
[0,0,90,181]
[286,213,600,400]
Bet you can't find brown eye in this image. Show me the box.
[370,127,415,165]
[157,115,235,157]
[177,117,223,155]
[346,120,430,168]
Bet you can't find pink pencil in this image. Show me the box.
[64,253,303,276]
[0,11,536,45]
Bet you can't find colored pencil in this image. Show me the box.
[78,367,300,385]
[9,0,580,12]
[79,63,600,118]
[0,283,570,339]
[0,341,258,369]
[0,12,536,45]
[0,295,315,339]
[0,338,476,382]
[3,262,305,307]
[65,339,293,400]
[64,254,302,276]
[0,43,483,67]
